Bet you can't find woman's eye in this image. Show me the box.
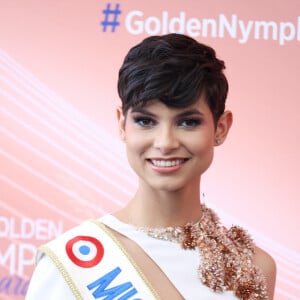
[179,119,201,128]
[133,117,156,127]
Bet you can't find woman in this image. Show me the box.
[26,34,276,299]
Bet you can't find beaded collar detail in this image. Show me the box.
[138,204,268,300]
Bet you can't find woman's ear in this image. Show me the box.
[116,106,126,140]
[214,111,233,146]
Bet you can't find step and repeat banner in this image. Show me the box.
[0,1,299,299]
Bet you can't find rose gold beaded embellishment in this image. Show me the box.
[138,204,269,300]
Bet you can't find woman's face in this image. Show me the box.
[118,96,230,193]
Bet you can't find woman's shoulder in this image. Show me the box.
[253,246,277,299]
[253,246,277,273]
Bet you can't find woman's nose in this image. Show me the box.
[153,126,180,154]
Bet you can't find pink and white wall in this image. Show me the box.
[0,1,299,299]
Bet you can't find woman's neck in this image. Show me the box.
[114,183,203,227]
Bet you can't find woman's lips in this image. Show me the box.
[147,158,189,173]
[150,159,186,167]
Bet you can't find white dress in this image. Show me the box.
[26,215,239,300]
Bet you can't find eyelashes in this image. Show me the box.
[132,115,202,129]
[178,119,202,128]
[133,116,156,127]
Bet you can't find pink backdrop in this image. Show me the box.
[0,1,299,299]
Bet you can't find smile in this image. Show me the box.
[149,159,187,167]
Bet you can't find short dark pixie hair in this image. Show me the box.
[118,33,228,123]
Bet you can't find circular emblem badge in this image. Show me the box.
[66,236,104,268]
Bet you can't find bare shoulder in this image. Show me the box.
[253,246,277,299]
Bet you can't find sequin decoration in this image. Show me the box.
[138,204,269,300]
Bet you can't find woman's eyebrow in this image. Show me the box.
[131,107,155,117]
[130,107,204,118]
[176,109,204,118]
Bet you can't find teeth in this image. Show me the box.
[151,159,184,167]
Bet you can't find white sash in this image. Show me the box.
[38,220,158,300]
